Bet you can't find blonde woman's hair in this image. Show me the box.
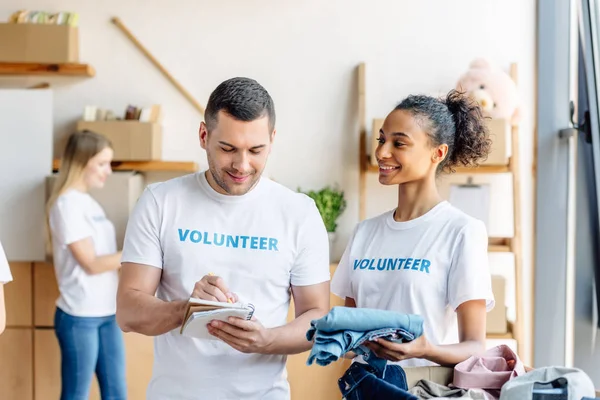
[45,130,112,258]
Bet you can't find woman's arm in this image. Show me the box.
[69,238,122,275]
[365,299,487,366]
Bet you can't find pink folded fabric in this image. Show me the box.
[453,345,526,390]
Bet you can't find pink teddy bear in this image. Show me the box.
[456,58,521,125]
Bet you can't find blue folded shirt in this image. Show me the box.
[306,307,424,368]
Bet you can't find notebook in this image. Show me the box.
[180,298,256,340]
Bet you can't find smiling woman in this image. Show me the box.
[332,89,495,369]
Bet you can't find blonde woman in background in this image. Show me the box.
[0,239,13,335]
[46,130,126,400]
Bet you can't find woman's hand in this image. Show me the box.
[364,334,431,362]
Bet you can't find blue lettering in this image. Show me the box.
[214,233,225,246]
[412,259,420,270]
[387,259,397,271]
[269,238,279,251]
[368,259,376,270]
[177,229,279,252]
[420,259,431,274]
[354,259,361,270]
[359,259,369,270]
[190,231,202,243]
[226,235,239,248]
[402,259,410,269]
[377,259,386,271]
[178,229,190,241]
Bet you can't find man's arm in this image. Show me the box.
[116,262,188,336]
[207,280,330,355]
[267,281,330,354]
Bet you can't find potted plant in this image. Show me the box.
[299,186,347,260]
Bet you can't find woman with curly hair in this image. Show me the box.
[331,90,495,367]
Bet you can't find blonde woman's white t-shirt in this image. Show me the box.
[331,201,494,367]
[0,240,12,284]
[49,190,119,317]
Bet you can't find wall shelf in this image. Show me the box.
[52,159,199,173]
[0,62,95,77]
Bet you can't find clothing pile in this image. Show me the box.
[306,306,424,370]
[307,308,599,400]
[339,344,599,400]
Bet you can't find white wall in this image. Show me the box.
[0,0,537,363]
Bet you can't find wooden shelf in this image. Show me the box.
[52,159,198,173]
[487,332,515,340]
[0,63,95,77]
[452,165,510,174]
[489,244,511,252]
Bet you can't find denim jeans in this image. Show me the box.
[338,362,418,400]
[54,307,127,400]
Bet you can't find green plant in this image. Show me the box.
[299,186,347,232]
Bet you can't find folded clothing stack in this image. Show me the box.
[305,306,424,369]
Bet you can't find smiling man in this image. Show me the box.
[116,77,331,400]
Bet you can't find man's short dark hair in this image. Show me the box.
[204,77,276,132]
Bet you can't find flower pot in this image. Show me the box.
[328,232,336,263]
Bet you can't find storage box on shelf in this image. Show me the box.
[0,23,78,64]
[76,120,162,161]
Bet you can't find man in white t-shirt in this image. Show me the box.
[117,77,331,400]
[0,240,13,335]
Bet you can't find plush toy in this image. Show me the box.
[456,58,521,124]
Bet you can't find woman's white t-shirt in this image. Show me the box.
[49,190,119,317]
[331,201,494,367]
[0,240,12,284]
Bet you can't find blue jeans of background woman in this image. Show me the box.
[54,307,127,400]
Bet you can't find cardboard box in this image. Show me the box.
[0,328,33,400]
[487,275,508,334]
[89,172,145,249]
[482,118,511,166]
[46,171,145,250]
[0,23,79,63]
[4,262,32,327]
[405,366,454,388]
[76,121,162,161]
[33,262,59,327]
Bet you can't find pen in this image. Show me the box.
[208,272,233,303]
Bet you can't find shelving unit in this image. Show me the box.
[355,62,525,360]
[0,62,95,77]
[52,159,199,173]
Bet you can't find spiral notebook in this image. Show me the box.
[180,298,256,340]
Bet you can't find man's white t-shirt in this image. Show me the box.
[0,240,12,284]
[331,201,494,367]
[121,172,330,400]
[49,190,119,317]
